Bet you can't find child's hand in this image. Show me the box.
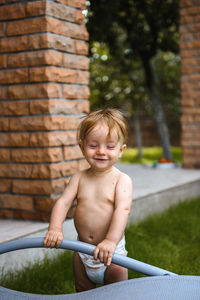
[43,229,64,248]
[93,239,116,266]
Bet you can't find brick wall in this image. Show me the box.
[0,0,90,221]
[180,0,200,168]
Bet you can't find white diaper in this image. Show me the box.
[78,236,127,285]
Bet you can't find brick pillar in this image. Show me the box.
[0,0,90,221]
[180,0,200,168]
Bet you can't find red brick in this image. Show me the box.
[0,3,25,21]
[30,99,89,114]
[74,10,84,24]
[0,149,10,162]
[0,36,28,53]
[0,86,8,99]
[179,15,194,25]
[10,115,81,131]
[74,40,88,55]
[0,118,9,131]
[8,83,61,99]
[183,147,200,156]
[181,98,194,106]
[0,179,11,192]
[12,148,63,163]
[29,99,50,114]
[186,6,200,16]
[63,54,89,70]
[0,209,13,219]
[6,17,47,36]
[182,107,200,114]
[31,161,79,179]
[29,33,75,53]
[0,194,33,210]
[30,131,77,147]
[179,0,193,8]
[0,164,32,178]
[29,67,77,83]
[34,196,57,212]
[13,179,65,195]
[0,101,29,116]
[26,1,46,17]
[76,70,89,84]
[46,1,75,22]
[59,0,86,9]
[0,55,7,68]
[46,16,89,40]
[0,133,29,147]
[0,23,4,37]
[6,0,20,2]
[8,50,63,68]
[13,210,50,222]
[31,164,55,179]
[63,84,90,99]
[0,68,28,84]
[64,145,82,160]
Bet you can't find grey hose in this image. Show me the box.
[0,238,177,276]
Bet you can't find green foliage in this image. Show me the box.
[88,0,181,159]
[90,41,148,115]
[88,0,179,59]
[120,147,182,165]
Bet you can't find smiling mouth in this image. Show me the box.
[94,158,108,162]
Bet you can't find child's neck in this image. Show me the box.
[89,166,114,177]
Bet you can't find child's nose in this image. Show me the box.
[97,146,106,154]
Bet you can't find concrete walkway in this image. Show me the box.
[0,163,200,275]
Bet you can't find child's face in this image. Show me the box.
[80,123,126,172]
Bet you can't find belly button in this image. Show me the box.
[89,235,93,240]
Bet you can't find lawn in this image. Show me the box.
[0,196,200,295]
[120,146,182,165]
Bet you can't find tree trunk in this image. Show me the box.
[133,112,143,159]
[142,57,172,160]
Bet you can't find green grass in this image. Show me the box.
[1,197,200,295]
[0,250,75,295]
[120,146,182,165]
[126,197,200,278]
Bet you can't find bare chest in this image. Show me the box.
[77,174,118,205]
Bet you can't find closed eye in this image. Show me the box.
[89,144,97,149]
[107,145,115,149]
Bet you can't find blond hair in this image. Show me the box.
[78,108,128,144]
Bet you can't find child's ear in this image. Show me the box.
[79,140,84,154]
[119,144,127,157]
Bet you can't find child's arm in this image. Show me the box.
[94,173,133,266]
[43,172,80,248]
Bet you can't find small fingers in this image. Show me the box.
[55,234,63,248]
[43,232,63,248]
[98,250,105,263]
[93,247,99,260]
[96,249,112,266]
[106,253,113,266]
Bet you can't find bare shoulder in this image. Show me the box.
[68,170,81,187]
[69,168,91,185]
[117,170,133,187]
